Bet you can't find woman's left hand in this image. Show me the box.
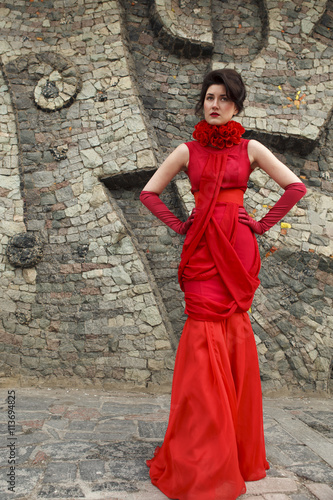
[180,208,197,234]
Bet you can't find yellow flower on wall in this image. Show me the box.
[278,86,306,110]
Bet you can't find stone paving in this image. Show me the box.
[0,388,332,500]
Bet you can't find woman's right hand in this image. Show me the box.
[238,207,264,235]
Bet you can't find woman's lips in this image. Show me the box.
[210,113,219,116]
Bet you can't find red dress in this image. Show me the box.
[147,139,270,500]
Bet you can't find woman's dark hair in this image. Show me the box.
[195,69,246,115]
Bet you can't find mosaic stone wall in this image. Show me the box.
[0,0,332,394]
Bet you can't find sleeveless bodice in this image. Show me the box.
[185,139,251,193]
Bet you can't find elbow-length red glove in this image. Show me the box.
[238,182,307,234]
[140,190,196,235]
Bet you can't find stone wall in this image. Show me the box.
[0,0,332,394]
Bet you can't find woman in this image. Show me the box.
[140,69,306,500]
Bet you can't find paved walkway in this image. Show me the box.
[0,388,332,500]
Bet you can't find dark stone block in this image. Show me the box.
[43,462,77,483]
[309,234,330,246]
[315,25,333,39]
[91,480,138,492]
[289,301,305,319]
[311,300,327,311]
[6,232,44,268]
[15,96,32,110]
[299,288,323,304]
[138,421,167,438]
[258,269,281,288]
[288,462,333,484]
[20,130,35,144]
[37,484,85,498]
[309,178,322,187]
[78,459,105,481]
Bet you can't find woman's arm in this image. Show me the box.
[239,140,307,234]
[140,144,195,235]
[143,143,189,194]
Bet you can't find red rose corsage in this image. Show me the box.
[193,120,245,149]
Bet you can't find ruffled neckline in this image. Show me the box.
[193,120,245,149]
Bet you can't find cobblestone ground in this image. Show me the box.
[0,388,332,499]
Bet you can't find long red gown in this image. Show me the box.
[147,139,270,500]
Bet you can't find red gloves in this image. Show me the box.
[238,182,307,234]
[140,190,196,235]
[141,181,306,236]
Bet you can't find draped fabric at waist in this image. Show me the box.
[178,152,261,322]
[194,188,244,206]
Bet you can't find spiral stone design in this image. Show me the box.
[33,53,81,111]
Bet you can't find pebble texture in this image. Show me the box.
[0,0,332,393]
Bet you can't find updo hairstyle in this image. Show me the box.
[195,69,246,115]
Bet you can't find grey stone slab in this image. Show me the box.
[68,420,96,431]
[43,462,77,483]
[6,431,51,447]
[291,494,314,500]
[0,445,35,467]
[266,443,296,468]
[44,417,69,430]
[43,427,61,440]
[297,411,333,439]
[92,419,138,440]
[86,440,159,461]
[245,476,299,495]
[91,480,139,493]
[263,422,300,445]
[63,427,138,442]
[265,464,291,478]
[278,443,323,466]
[306,483,333,500]
[0,423,23,435]
[101,402,162,416]
[265,407,333,467]
[138,421,168,439]
[50,398,103,409]
[108,458,148,482]
[0,466,44,498]
[151,395,171,411]
[78,459,105,481]
[37,483,85,498]
[37,441,93,460]
[16,412,51,421]
[15,396,58,411]
[288,462,333,484]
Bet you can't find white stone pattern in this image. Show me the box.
[211,0,332,142]
[0,70,35,327]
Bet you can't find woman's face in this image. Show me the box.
[203,84,238,125]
